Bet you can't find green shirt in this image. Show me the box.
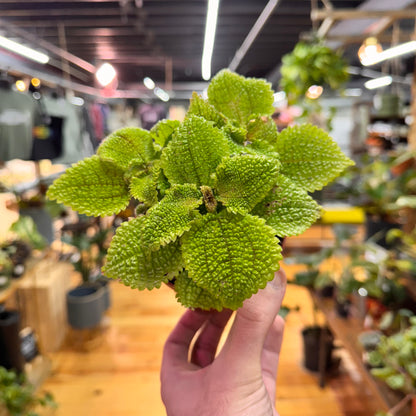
[0,89,39,161]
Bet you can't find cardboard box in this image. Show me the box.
[16,258,73,353]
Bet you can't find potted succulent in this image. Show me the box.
[46,69,353,312]
[61,218,112,329]
[368,315,416,416]
[0,366,56,416]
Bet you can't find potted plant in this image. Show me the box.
[46,69,353,312]
[60,218,112,329]
[368,315,416,416]
[356,151,416,248]
[0,366,56,416]
[279,37,350,131]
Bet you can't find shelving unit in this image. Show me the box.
[311,291,412,416]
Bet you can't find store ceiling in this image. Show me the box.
[0,0,414,99]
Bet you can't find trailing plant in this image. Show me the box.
[280,39,349,105]
[368,316,416,413]
[47,69,353,311]
[0,366,56,416]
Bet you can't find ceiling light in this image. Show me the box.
[364,75,392,90]
[305,85,323,100]
[361,40,416,66]
[344,88,362,97]
[31,78,41,88]
[143,77,155,90]
[70,96,85,106]
[154,87,170,102]
[358,37,382,65]
[0,35,49,64]
[15,80,26,92]
[96,63,117,87]
[201,0,220,81]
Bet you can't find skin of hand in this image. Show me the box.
[161,269,287,416]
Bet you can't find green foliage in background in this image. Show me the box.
[280,39,350,105]
[368,316,416,396]
[47,69,353,311]
[0,367,56,416]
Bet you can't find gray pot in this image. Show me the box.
[96,276,111,311]
[66,283,105,329]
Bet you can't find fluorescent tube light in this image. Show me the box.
[364,75,392,90]
[361,40,416,66]
[154,87,170,102]
[201,0,220,81]
[0,35,49,64]
[143,77,155,90]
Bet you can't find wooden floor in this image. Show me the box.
[41,260,381,416]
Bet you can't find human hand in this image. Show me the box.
[161,270,286,416]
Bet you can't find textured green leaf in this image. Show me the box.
[214,154,280,213]
[181,211,282,309]
[150,119,180,147]
[103,217,183,290]
[98,127,156,170]
[46,155,130,216]
[253,174,321,237]
[161,115,231,186]
[222,123,247,144]
[207,69,275,125]
[141,184,203,250]
[130,175,158,206]
[175,270,225,311]
[275,124,354,192]
[187,92,227,126]
[246,115,278,147]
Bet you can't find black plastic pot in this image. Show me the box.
[316,285,335,299]
[301,325,334,373]
[335,298,351,318]
[365,214,400,249]
[66,283,105,329]
[0,310,25,372]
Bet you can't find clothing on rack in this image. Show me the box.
[0,87,41,162]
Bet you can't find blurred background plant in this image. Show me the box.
[0,366,57,416]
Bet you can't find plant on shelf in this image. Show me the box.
[61,218,111,284]
[59,217,113,330]
[368,315,416,416]
[47,69,353,312]
[0,366,56,416]
[286,224,359,297]
[335,240,409,322]
[355,150,416,247]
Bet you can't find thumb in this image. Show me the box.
[219,269,286,374]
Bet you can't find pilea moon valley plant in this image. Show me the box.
[47,70,354,311]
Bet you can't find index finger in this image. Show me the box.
[162,309,208,371]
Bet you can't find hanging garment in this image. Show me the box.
[30,115,64,161]
[0,89,40,161]
[42,95,91,164]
